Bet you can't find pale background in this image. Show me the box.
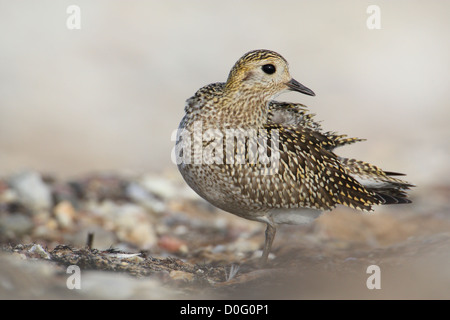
[1,0,449,189]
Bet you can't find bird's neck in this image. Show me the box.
[220,88,271,128]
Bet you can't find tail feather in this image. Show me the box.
[383,171,407,176]
[339,157,414,206]
[369,188,412,205]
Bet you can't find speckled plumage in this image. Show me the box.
[176,49,413,263]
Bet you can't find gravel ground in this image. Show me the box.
[0,171,449,299]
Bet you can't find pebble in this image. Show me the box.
[106,202,157,249]
[169,270,194,282]
[126,223,156,250]
[0,188,19,203]
[139,175,177,200]
[125,182,165,213]
[9,171,52,210]
[28,244,51,260]
[0,213,34,237]
[53,201,76,229]
[158,235,188,253]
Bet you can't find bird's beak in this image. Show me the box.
[286,78,315,96]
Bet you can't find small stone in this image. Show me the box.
[195,268,204,274]
[127,223,156,250]
[10,171,52,210]
[122,255,144,263]
[105,203,157,249]
[46,218,59,231]
[158,235,188,253]
[140,175,177,200]
[0,189,19,203]
[28,244,51,260]
[169,270,194,282]
[126,182,165,213]
[0,213,34,237]
[54,201,76,229]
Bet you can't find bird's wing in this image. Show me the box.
[271,124,381,211]
[265,102,413,209]
[233,122,381,212]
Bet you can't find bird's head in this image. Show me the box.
[225,49,315,99]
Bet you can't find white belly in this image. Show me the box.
[269,208,322,225]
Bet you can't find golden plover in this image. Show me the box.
[176,49,412,263]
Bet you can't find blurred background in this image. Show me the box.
[0,0,449,187]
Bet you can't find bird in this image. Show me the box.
[175,49,413,264]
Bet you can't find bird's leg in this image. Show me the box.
[261,223,276,265]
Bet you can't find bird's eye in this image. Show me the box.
[262,64,276,75]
